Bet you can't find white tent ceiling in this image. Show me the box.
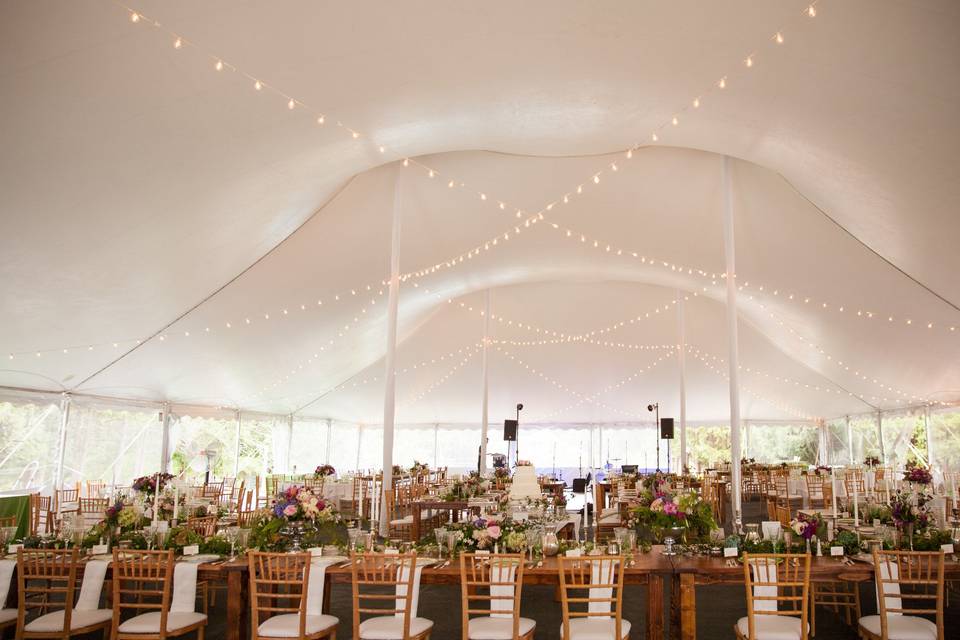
[1,0,958,425]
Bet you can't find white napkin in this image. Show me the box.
[170,562,198,613]
[588,558,618,615]
[489,561,517,619]
[395,563,424,618]
[0,559,14,608]
[305,559,331,615]
[749,560,778,612]
[76,560,108,610]
[761,521,782,540]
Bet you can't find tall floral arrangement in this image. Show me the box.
[903,466,932,485]
[790,512,824,540]
[444,516,531,552]
[889,489,932,531]
[314,464,336,477]
[271,485,340,524]
[249,485,345,551]
[131,473,174,495]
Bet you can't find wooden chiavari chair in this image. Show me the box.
[237,510,259,528]
[199,483,222,502]
[111,549,207,640]
[54,486,80,515]
[735,553,810,640]
[385,485,415,542]
[303,477,324,491]
[78,497,109,527]
[595,483,621,542]
[0,556,14,634]
[858,549,944,640]
[350,552,433,640]
[85,481,107,498]
[340,478,367,521]
[186,516,217,538]
[775,503,792,529]
[844,470,865,497]
[219,478,236,507]
[459,553,534,640]
[803,474,833,511]
[16,548,113,638]
[557,554,628,640]
[248,552,338,640]
[29,494,53,536]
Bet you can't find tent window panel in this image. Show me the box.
[290,419,329,475]
[0,399,62,491]
[880,412,927,469]
[930,410,960,469]
[63,403,162,488]
[599,426,660,472]
[687,425,731,471]
[171,414,239,479]
[328,423,360,473]
[514,427,591,477]
[358,426,383,471]
[436,427,481,475]
[238,414,284,476]
[394,426,437,469]
[825,420,850,465]
[848,417,881,464]
[748,424,818,465]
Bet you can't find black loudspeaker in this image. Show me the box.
[621,465,638,474]
[503,419,518,441]
[660,417,675,439]
[572,478,588,494]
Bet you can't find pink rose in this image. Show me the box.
[487,525,501,539]
[283,504,298,517]
[650,498,664,512]
[663,501,678,516]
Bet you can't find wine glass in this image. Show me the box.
[224,526,240,560]
[434,528,446,559]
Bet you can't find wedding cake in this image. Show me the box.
[509,464,543,500]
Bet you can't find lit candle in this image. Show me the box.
[152,472,160,523]
[831,470,838,517]
[172,486,179,522]
[852,475,860,525]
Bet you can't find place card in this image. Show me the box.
[307,547,323,556]
[384,548,399,555]
[941,544,955,554]
[723,547,738,558]
[91,544,109,555]
[830,546,844,557]
[7,544,22,554]
[565,549,582,557]
[182,545,199,556]
[475,550,490,556]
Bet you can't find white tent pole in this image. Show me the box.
[678,292,687,472]
[721,155,743,529]
[356,424,364,473]
[325,418,332,465]
[845,415,854,465]
[876,410,886,465]
[923,405,933,467]
[286,414,294,474]
[817,418,828,466]
[433,424,439,469]
[159,402,172,473]
[233,410,241,478]
[53,392,71,497]
[479,289,491,474]
[380,167,403,538]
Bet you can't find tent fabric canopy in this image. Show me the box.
[1,0,958,426]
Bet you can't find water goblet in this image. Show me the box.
[224,526,240,560]
[434,528,446,559]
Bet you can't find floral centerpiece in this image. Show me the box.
[441,475,488,501]
[628,490,717,543]
[864,456,881,467]
[131,472,174,495]
[410,461,430,473]
[249,485,345,552]
[903,465,932,485]
[790,512,825,541]
[314,464,336,478]
[811,466,832,476]
[889,489,932,533]
[443,516,531,553]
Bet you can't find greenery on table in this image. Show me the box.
[833,530,862,555]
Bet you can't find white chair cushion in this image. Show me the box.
[0,608,17,624]
[24,608,112,632]
[359,615,433,639]
[468,615,535,639]
[858,615,938,640]
[118,611,207,633]
[599,508,619,519]
[258,613,338,638]
[735,615,804,640]
[390,515,414,525]
[564,617,631,640]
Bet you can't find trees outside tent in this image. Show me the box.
[0,399,61,490]
[747,424,819,465]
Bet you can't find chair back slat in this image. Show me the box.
[111,549,175,637]
[17,548,80,633]
[248,551,311,640]
[351,552,420,639]
[558,555,625,640]
[741,553,810,640]
[459,553,525,626]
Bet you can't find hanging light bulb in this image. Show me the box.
[807,5,816,17]
[378,145,385,153]
[775,32,784,44]
[447,179,455,188]
[610,163,618,171]
[651,133,659,142]
[254,80,262,91]
[317,115,325,125]
[593,174,600,184]
[626,149,633,159]
[745,56,754,68]
[577,185,583,194]
[351,131,359,139]
[693,97,700,108]
[173,37,182,49]
[718,77,726,89]
[130,12,140,23]
[287,98,295,109]
[215,59,223,71]
[402,158,409,166]
[672,116,679,126]
[428,169,435,178]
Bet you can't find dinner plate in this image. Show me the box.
[311,555,348,565]
[180,554,221,564]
